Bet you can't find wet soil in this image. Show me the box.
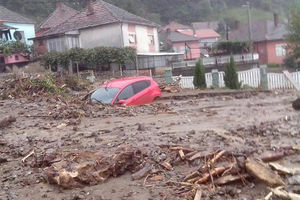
[0,88,299,200]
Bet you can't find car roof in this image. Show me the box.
[101,76,153,88]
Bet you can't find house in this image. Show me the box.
[160,21,220,60]
[161,21,192,32]
[33,0,159,54]
[229,14,288,65]
[159,30,200,60]
[34,3,78,56]
[0,5,35,70]
[31,0,185,72]
[179,29,220,48]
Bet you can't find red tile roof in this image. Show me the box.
[39,3,78,30]
[179,29,220,39]
[161,21,192,32]
[39,0,157,38]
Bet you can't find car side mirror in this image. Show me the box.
[118,100,126,105]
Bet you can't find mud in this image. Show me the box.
[0,78,300,200]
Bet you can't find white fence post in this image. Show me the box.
[172,70,300,90]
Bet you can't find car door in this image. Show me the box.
[131,80,153,105]
[114,84,135,104]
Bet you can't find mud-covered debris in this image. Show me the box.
[137,123,146,131]
[44,146,145,189]
[215,174,250,185]
[270,186,300,200]
[131,163,152,180]
[0,116,16,129]
[269,163,300,175]
[245,158,285,186]
[0,157,8,164]
[292,97,300,110]
[160,84,180,93]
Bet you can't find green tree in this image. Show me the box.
[193,60,206,89]
[285,3,300,68]
[224,56,240,89]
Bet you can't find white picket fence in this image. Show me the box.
[173,69,300,90]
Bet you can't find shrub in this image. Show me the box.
[267,63,280,68]
[64,76,90,91]
[224,56,241,89]
[193,60,206,89]
[41,47,137,71]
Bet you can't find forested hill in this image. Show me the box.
[0,0,298,25]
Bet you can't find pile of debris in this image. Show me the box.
[293,97,300,111]
[0,74,90,100]
[30,146,145,189]
[160,84,181,93]
[29,143,300,199]
[48,100,174,120]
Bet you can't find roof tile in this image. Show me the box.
[41,0,157,37]
[0,5,34,24]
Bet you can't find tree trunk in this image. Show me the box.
[68,61,73,75]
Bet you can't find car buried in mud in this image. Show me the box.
[91,76,161,106]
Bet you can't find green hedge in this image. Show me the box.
[41,47,136,70]
[213,41,250,54]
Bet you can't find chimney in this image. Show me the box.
[274,13,279,27]
[234,20,240,30]
[86,0,94,15]
[56,2,62,9]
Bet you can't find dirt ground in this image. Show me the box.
[0,75,300,200]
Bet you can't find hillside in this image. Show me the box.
[0,0,296,26]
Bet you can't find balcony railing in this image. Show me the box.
[172,53,259,68]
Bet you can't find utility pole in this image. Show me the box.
[244,2,254,61]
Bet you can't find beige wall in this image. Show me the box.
[79,23,123,49]
[122,23,159,53]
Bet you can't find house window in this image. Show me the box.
[148,35,154,45]
[129,33,136,44]
[275,44,287,57]
[15,55,19,61]
[68,37,80,49]
[47,38,66,52]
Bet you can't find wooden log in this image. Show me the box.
[261,152,286,162]
[179,150,185,160]
[269,162,300,175]
[215,174,250,185]
[184,171,200,181]
[208,150,226,167]
[271,186,300,200]
[245,158,285,186]
[195,167,227,184]
[161,161,172,170]
[169,146,194,153]
[188,152,202,161]
[194,190,202,200]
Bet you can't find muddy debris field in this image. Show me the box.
[0,75,300,200]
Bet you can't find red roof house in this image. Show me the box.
[34,3,78,55]
[229,14,288,65]
[32,0,159,54]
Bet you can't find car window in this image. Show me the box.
[91,88,119,104]
[117,85,135,101]
[132,81,151,94]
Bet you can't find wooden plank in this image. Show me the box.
[283,70,300,91]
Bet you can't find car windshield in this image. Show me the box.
[91,87,120,104]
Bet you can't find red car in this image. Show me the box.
[91,76,161,106]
